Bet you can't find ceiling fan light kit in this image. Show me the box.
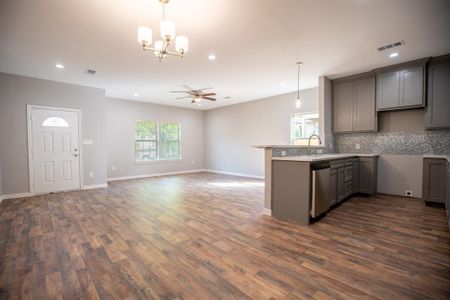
[137,0,188,62]
[170,85,217,104]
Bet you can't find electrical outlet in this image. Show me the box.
[317,149,323,154]
[281,151,287,156]
[191,161,195,165]
[89,172,94,178]
[405,190,413,197]
[356,143,361,150]
[111,165,116,171]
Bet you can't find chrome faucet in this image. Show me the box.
[308,134,322,155]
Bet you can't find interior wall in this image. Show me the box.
[0,72,107,195]
[106,98,204,179]
[204,88,319,177]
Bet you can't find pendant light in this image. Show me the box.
[295,62,303,109]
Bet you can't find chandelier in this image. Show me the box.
[137,0,188,62]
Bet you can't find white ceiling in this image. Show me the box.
[1,0,450,110]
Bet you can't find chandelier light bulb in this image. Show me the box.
[175,36,189,53]
[160,20,175,41]
[295,98,302,109]
[137,26,152,45]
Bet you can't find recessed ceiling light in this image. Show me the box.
[133,93,139,97]
[55,63,64,69]
[389,52,400,58]
[208,54,216,60]
[280,82,286,86]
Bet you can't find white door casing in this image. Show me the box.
[28,106,81,194]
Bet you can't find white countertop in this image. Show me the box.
[423,154,450,162]
[272,153,378,162]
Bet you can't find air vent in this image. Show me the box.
[377,40,405,52]
[85,69,96,75]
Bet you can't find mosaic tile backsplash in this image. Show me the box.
[334,129,450,155]
[271,130,450,157]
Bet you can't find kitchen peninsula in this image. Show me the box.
[256,146,378,225]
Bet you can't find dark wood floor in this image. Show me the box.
[0,172,449,299]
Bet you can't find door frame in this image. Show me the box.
[27,105,83,194]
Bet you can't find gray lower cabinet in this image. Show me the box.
[446,162,450,230]
[425,55,450,129]
[358,157,378,195]
[352,159,360,193]
[376,60,426,111]
[330,169,337,205]
[337,167,345,202]
[333,75,376,133]
[422,158,447,204]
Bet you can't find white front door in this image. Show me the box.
[29,107,81,193]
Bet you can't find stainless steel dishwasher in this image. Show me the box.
[311,162,331,218]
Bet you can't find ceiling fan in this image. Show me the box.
[170,85,216,103]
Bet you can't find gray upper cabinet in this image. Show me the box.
[425,55,450,129]
[376,60,427,111]
[376,71,400,110]
[333,81,353,132]
[333,74,376,133]
[400,67,423,107]
[353,76,376,131]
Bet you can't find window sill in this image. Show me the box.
[135,159,182,164]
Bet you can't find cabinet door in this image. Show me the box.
[377,71,400,110]
[353,76,376,131]
[359,157,377,195]
[426,61,450,129]
[422,158,446,203]
[353,159,359,193]
[333,81,353,132]
[330,169,337,205]
[399,66,424,108]
[337,167,345,202]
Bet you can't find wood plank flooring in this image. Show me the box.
[0,172,449,299]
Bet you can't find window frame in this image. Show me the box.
[134,120,182,163]
[290,111,320,145]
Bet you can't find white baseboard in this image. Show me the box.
[107,169,205,182]
[204,169,264,179]
[82,183,108,190]
[2,192,34,200]
[262,208,272,216]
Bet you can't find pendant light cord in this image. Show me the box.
[297,63,300,99]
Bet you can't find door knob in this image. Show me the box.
[73,154,78,157]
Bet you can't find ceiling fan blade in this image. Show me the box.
[170,90,190,93]
[197,87,213,91]
[182,85,194,91]
[201,93,216,96]
[176,96,193,99]
[203,97,216,101]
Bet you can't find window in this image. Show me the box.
[291,112,319,145]
[135,121,181,161]
[41,117,69,127]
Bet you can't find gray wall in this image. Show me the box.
[106,98,204,179]
[0,72,107,195]
[0,154,2,197]
[204,88,319,177]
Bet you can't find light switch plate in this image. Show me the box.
[355,143,360,149]
[83,139,94,145]
[281,151,287,156]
